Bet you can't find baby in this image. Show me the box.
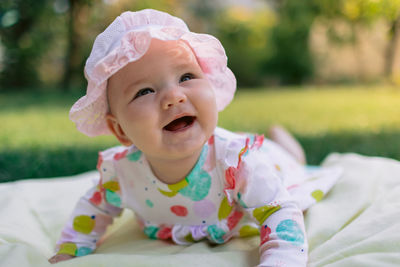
[49,9,341,266]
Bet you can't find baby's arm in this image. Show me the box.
[243,193,307,266]
[49,253,75,264]
[227,140,307,266]
[49,151,124,263]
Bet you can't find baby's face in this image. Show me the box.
[106,39,218,162]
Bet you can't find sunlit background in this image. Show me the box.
[1,0,400,181]
[2,0,400,87]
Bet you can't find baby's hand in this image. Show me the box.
[48,254,75,264]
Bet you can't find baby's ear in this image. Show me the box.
[106,114,133,146]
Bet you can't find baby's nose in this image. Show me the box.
[161,87,187,109]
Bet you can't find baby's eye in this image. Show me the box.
[179,73,194,83]
[134,88,154,99]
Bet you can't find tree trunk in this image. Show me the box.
[384,16,400,78]
[350,22,364,82]
[61,0,84,91]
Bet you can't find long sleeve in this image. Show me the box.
[223,135,308,266]
[240,178,308,266]
[54,149,125,257]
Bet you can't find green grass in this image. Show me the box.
[1,85,400,182]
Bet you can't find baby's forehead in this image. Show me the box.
[107,39,200,92]
[152,39,197,64]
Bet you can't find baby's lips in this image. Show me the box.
[163,116,196,131]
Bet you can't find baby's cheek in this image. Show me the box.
[198,91,218,129]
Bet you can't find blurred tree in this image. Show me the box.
[129,0,180,13]
[379,0,400,80]
[215,5,276,86]
[315,0,400,81]
[261,0,400,85]
[386,16,400,79]
[264,0,319,85]
[61,0,93,91]
[0,0,53,89]
[184,0,221,33]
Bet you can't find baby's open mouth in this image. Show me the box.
[164,116,196,132]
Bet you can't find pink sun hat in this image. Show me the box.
[69,9,236,137]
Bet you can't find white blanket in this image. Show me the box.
[1,153,399,266]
